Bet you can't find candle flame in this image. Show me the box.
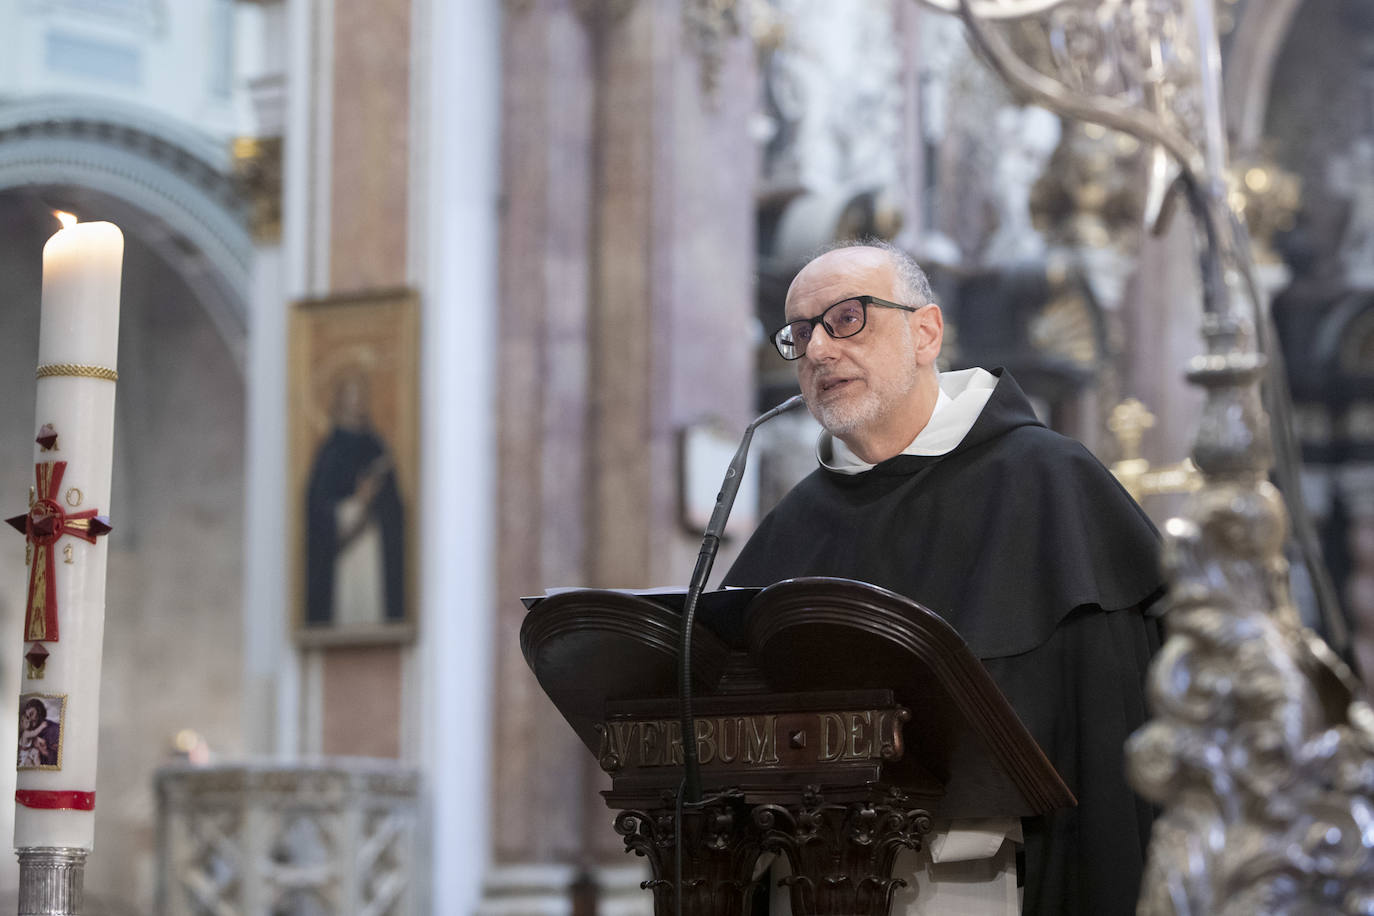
[54,211,77,230]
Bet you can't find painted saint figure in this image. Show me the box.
[18,696,60,768]
[305,369,406,626]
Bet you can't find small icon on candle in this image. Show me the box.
[54,211,77,230]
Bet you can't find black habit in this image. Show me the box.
[305,426,406,625]
[724,369,1164,916]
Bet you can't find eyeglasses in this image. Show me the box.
[770,295,920,360]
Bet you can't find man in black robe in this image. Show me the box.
[725,242,1164,915]
[305,371,406,626]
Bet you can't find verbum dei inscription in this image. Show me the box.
[595,707,909,774]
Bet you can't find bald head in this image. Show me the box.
[787,242,934,316]
[783,244,945,464]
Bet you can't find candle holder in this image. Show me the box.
[16,846,86,916]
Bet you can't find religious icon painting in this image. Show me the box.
[17,693,65,771]
[288,289,418,647]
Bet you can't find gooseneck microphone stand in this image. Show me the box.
[677,393,804,804]
[672,393,804,915]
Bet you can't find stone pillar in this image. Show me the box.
[240,0,294,760]
[1121,218,1207,519]
[490,0,758,906]
[416,0,501,911]
[276,0,417,760]
[490,3,597,891]
[269,17,502,916]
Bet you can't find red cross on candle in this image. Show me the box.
[6,459,111,644]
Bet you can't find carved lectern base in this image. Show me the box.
[523,583,1072,914]
[615,787,933,916]
[758,788,933,916]
[616,791,763,914]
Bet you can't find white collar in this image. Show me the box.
[818,367,999,475]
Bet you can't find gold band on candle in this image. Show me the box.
[35,364,118,382]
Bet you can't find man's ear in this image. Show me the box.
[913,304,943,363]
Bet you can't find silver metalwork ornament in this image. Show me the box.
[910,0,1371,911]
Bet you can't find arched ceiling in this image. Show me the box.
[0,96,253,371]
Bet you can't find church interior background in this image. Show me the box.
[0,0,1370,912]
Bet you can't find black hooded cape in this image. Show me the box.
[724,369,1164,916]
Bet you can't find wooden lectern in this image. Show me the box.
[520,577,1073,915]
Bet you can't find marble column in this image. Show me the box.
[490,1,598,888]
[291,0,414,760]
[490,0,758,906]
[1120,217,1208,520]
[417,0,502,909]
[241,0,295,760]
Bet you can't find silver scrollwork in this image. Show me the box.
[911,0,1373,912]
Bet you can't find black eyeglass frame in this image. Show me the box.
[770,295,921,360]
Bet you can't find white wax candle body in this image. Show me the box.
[36,222,123,370]
[14,221,122,851]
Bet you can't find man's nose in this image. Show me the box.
[803,324,838,361]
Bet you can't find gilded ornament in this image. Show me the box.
[1225,157,1302,265]
[1108,398,1202,502]
[232,136,282,243]
[35,364,118,382]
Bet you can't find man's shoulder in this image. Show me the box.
[964,421,1108,473]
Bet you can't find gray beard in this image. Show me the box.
[809,362,921,441]
[811,390,884,437]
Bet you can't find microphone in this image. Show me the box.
[678,393,806,803]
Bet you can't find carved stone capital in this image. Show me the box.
[232,135,282,243]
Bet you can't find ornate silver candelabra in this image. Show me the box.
[911,0,1374,911]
